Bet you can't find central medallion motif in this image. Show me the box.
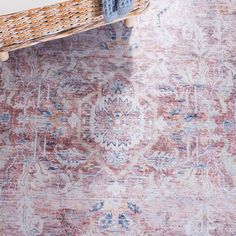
[91,96,144,150]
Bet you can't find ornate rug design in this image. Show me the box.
[0,0,236,235]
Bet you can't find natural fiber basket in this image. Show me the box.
[0,0,150,53]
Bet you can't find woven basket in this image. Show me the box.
[0,0,150,53]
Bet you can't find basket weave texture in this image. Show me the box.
[0,0,149,52]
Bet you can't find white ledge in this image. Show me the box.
[0,0,68,16]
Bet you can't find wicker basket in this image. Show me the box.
[0,0,150,57]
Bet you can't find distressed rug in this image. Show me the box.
[0,0,236,235]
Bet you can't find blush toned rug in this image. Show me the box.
[0,0,236,235]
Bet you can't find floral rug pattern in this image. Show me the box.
[0,0,236,235]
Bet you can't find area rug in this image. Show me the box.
[0,0,236,235]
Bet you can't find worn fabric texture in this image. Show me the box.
[0,0,236,235]
[102,0,133,22]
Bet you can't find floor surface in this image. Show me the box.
[0,0,236,235]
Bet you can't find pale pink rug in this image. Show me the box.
[0,0,236,235]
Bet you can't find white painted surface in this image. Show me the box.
[0,0,68,15]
